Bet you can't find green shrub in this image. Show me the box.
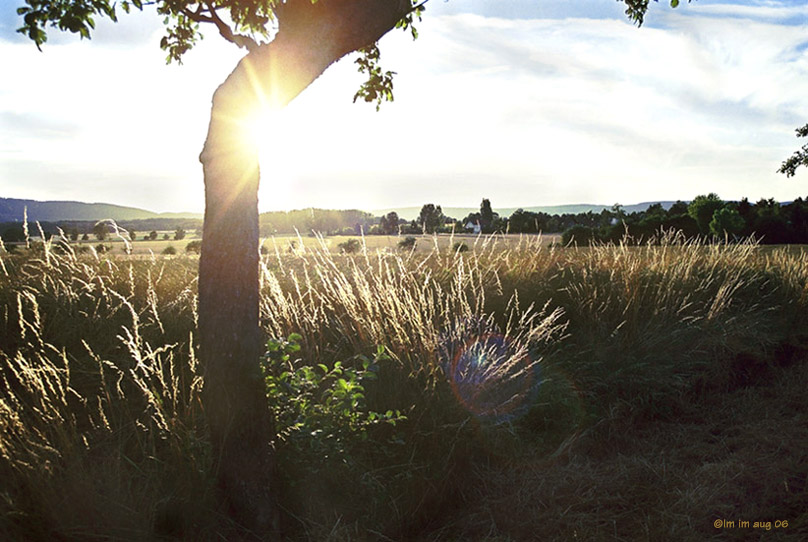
[162,245,177,255]
[263,334,403,459]
[397,236,417,251]
[561,224,599,246]
[262,334,405,531]
[185,240,202,254]
[337,238,361,254]
[452,241,469,253]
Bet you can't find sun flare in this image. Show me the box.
[246,107,308,212]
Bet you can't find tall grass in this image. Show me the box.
[259,232,806,416]
[1,231,806,539]
[0,241,210,540]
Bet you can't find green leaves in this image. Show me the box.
[353,2,423,111]
[158,10,201,64]
[621,0,687,26]
[620,0,651,26]
[261,334,404,467]
[395,1,423,41]
[14,0,275,60]
[15,0,127,49]
[353,44,396,112]
[778,123,808,178]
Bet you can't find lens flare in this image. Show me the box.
[440,318,542,424]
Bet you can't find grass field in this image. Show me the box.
[1,232,806,540]
[44,232,562,257]
[260,232,563,255]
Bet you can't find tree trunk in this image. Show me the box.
[197,0,411,535]
[197,52,270,533]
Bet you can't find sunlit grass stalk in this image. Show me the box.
[1,230,806,539]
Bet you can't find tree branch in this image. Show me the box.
[778,123,808,177]
[180,3,259,52]
[411,0,430,14]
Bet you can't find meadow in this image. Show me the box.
[59,232,562,257]
[0,232,806,540]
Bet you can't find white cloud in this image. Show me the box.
[691,1,808,21]
[0,11,244,212]
[2,2,807,214]
[258,8,807,209]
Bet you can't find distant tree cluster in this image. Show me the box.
[560,201,699,245]
[457,200,623,235]
[259,209,374,236]
[417,204,447,234]
[558,195,808,245]
[460,199,501,234]
[394,196,808,246]
[378,212,401,235]
[0,217,201,243]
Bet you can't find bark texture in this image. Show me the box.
[197,0,411,535]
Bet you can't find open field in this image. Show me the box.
[20,232,563,256]
[1,234,806,540]
[260,232,564,255]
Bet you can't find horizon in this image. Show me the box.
[1,1,808,212]
[3,194,801,223]
[1,193,682,217]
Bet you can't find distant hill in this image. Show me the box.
[1,197,683,224]
[369,202,680,221]
[0,198,202,222]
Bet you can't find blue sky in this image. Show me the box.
[1,1,807,213]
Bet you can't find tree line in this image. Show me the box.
[258,208,375,236]
[3,195,808,245]
[0,220,194,243]
[554,195,808,245]
[373,195,808,245]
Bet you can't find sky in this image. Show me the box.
[1,0,807,214]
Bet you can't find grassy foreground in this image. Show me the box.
[1,233,806,540]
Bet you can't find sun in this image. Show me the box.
[246,107,306,212]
